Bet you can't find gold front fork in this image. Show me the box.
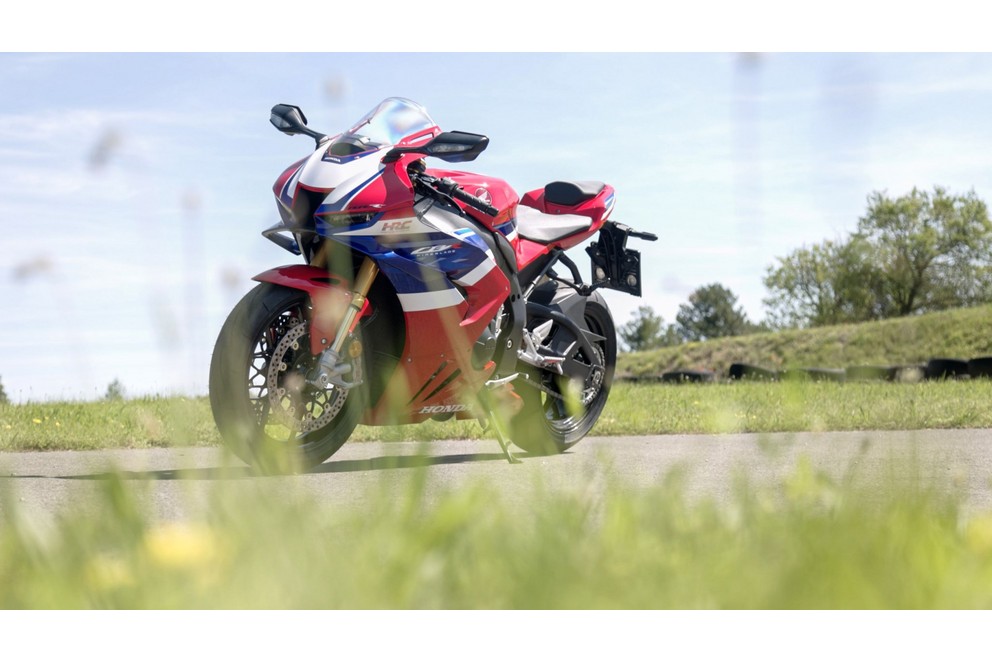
[311,257,379,389]
[331,257,379,353]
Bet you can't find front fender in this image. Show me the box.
[253,265,369,354]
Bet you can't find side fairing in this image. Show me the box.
[318,198,512,425]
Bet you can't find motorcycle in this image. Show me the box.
[209,97,656,472]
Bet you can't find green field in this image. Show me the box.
[3,380,992,451]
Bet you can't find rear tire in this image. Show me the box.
[209,283,365,473]
[510,297,616,455]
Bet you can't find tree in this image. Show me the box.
[0,375,9,406]
[855,186,992,316]
[675,283,757,341]
[618,305,680,352]
[763,237,882,328]
[105,378,126,401]
[763,186,992,328]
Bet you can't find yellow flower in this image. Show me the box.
[32,418,42,424]
[143,522,221,571]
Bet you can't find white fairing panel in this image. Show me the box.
[297,148,384,191]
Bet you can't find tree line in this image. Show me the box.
[622,186,992,351]
[619,285,765,351]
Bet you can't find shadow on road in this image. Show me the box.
[8,451,514,482]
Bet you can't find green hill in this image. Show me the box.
[617,304,992,379]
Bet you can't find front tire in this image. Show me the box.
[209,283,365,473]
[510,296,616,455]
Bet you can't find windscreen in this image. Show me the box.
[343,97,437,147]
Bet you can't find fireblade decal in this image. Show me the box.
[411,244,458,255]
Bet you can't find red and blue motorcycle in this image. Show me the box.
[209,98,656,471]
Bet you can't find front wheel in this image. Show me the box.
[509,296,616,455]
[209,283,365,473]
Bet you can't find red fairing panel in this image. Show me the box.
[252,265,369,354]
[362,303,498,426]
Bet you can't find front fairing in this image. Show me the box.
[273,98,440,224]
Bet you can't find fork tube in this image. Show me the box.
[331,257,379,353]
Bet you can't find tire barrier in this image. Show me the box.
[924,358,970,380]
[619,356,992,384]
[728,363,779,381]
[660,370,716,384]
[967,356,992,379]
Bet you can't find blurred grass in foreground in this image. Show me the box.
[2,455,992,608]
[2,381,992,451]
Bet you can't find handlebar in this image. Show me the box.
[450,184,500,217]
[413,172,500,217]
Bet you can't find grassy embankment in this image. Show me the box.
[617,302,992,378]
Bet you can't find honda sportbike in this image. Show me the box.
[209,98,656,471]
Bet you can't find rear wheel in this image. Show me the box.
[209,283,365,473]
[510,297,616,455]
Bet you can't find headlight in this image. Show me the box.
[318,213,375,228]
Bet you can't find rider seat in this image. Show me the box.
[543,180,606,207]
[516,179,611,244]
[515,204,593,244]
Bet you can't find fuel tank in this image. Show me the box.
[427,168,519,242]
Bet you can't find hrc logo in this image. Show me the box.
[380,220,412,232]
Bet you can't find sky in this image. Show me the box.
[4,49,992,401]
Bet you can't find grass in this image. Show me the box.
[598,380,992,434]
[0,397,218,451]
[4,303,992,451]
[2,452,992,608]
[618,303,992,378]
[3,380,992,452]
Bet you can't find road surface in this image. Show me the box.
[2,429,991,522]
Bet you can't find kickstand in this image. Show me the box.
[489,410,521,464]
[479,390,521,464]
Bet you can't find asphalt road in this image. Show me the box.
[2,429,992,522]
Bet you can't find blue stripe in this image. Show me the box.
[315,170,383,214]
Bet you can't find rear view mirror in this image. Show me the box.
[270,104,326,144]
[382,131,489,163]
[270,104,309,134]
[424,131,489,162]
